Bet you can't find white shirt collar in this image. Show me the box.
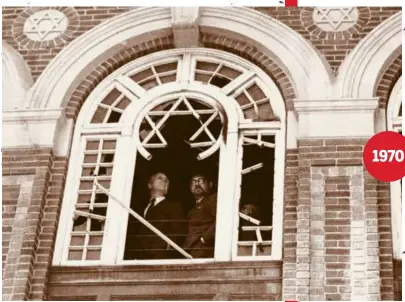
[196,197,204,204]
[152,196,165,205]
[144,196,165,217]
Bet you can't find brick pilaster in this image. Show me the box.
[2,149,53,300]
[282,139,393,301]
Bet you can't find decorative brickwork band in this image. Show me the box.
[2,175,35,301]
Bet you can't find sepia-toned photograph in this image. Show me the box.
[1,2,403,301]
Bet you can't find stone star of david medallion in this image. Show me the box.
[23,9,68,41]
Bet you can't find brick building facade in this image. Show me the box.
[2,6,402,301]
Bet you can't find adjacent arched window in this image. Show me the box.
[387,76,402,260]
[53,49,286,265]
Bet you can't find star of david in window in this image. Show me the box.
[23,10,68,41]
[313,7,359,32]
[139,95,223,161]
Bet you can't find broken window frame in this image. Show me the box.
[231,127,284,261]
[53,49,286,266]
[57,134,120,265]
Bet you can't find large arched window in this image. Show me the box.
[387,76,402,260]
[53,49,286,265]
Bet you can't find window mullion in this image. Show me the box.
[100,135,131,264]
[214,131,240,261]
[56,135,87,265]
[178,53,193,83]
[222,71,255,96]
[115,76,147,99]
[270,131,285,260]
[231,134,245,260]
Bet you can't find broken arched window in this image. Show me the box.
[53,49,286,265]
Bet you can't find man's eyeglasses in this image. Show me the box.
[190,177,206,185]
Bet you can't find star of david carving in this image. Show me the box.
[25,11,67,41]
[314,7,357,31]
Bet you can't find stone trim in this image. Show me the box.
[47,261,282,300]
[337,11,401,99]
[293,98,379,138]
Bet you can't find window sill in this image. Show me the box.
[48,260,282,300]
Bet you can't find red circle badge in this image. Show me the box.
[363,131,405,182]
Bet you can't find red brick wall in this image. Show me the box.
[282,149,298,292]
[2,185,21,270]
[323,175,351,301]
[29,157,68,300]
[393,259,402,300]
[2,7,132,81]
[254,7,401,75]
[282,139,394,301]
[2,149,68,300]
[376,54,402,108]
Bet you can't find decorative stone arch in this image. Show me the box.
[27,6,333,111]
[337,11,402,98]
[2,41,33,110]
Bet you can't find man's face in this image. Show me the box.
[190,175,211,198]
[149,173,169,195]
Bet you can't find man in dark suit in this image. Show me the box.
[183,173,217,258]
[136,172,186,259]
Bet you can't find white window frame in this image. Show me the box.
[53,49,286,266]
[387,76,402,260]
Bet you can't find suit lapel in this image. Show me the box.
[145,197,166,218]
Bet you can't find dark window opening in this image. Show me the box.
[210,76,231,88]
[237,135,275,257]
[107,110,122,123]
[124,112,221,260]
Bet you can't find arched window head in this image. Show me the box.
[54,49,286,266]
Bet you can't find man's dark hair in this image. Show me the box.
[190,172,212,183]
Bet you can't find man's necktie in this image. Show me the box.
[149,197,156,209]
[145,198,156,217]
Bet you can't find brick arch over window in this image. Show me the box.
[376,54,402,109]
[65,36,297,120]
[65,36,174,119]
[201,34,296,110]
